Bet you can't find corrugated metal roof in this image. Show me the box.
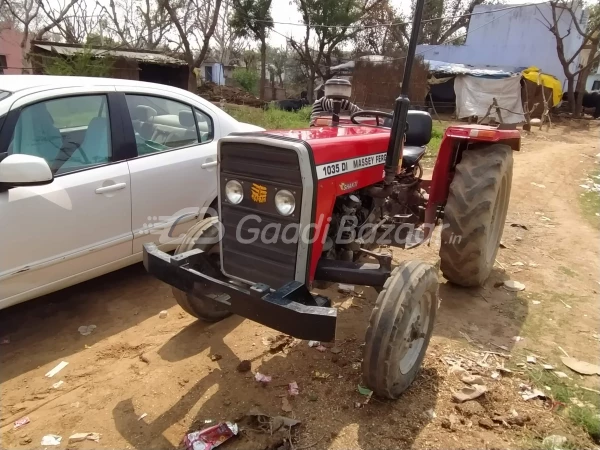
[425,59,524,77]
[34,44,187,66]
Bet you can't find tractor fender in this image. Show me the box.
[422,126,520,238]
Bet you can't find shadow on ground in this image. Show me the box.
[434,268,529,352]
[114,303,440,449]
[0,263,173,383]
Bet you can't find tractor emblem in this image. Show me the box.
[251,183,267,203]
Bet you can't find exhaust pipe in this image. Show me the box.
[384,0,426,185]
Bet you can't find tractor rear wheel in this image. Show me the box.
[439,144,513,287]
[172,217,232,322]
[362,261,438,399]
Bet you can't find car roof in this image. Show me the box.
[1,75,186,95]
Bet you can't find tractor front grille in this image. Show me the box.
[219,140,305,289]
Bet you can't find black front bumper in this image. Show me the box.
[143,243,337,341]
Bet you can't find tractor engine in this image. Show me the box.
[322,165,427,262]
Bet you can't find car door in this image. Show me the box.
[116,87,218,254]
[0,88,133,308]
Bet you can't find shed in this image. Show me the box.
[425,60,526,123]
[30,41,189,89]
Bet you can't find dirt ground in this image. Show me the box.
[1,121,599,450]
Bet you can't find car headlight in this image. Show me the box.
[274,189,295,216]
[225,180,243,204]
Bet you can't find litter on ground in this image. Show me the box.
[503,280,526,291]
[41,435,62,446]
[183,422,238,450]
[288,381,299,396]
[453,384,487,402]
[13,417,30,429]
[77,325,96,336]
[560,356,600,376]
[45,361,68,378]
[68,432,100,443]
[254,373,272,383]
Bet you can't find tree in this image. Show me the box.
[267,46,287,86]
[38,1,102,44]
[1,0,79,72]
[418,0,487,45]
[354,0,408,55]
[241,47,259,69]
[540,0,600,117]
[98,0,173,49]
[34,0,81,42]
[213,0,246,66]
[230,0,273,101]
[162,0,222,91]
[86,32,119,47]
[290,0,380,101]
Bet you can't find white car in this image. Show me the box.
[0,75,262,310]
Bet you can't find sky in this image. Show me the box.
[268,0,408,48]
[267,0,548,49]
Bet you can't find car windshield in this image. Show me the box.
[0,90,11,101]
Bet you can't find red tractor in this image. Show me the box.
[143,0,520,399]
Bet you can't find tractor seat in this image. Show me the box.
[402,145,426,168]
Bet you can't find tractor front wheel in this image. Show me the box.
[362,261,438,399]
[439,144,513,286]
[172,217,232,322]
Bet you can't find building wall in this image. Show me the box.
[0,25,26,74]
[416,2,587,88]
[199,62,225,85]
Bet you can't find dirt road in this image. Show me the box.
[1,121,599,449]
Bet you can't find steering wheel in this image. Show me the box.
[350,110,393,127]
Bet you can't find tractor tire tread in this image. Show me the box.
[362,260,438,399]
[439,144,513,286]
[172,217,231,322]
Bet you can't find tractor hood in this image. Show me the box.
[261,125,391,167]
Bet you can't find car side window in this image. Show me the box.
[125,95,201,156]
[8,95,111,175]
[195,108,214,143]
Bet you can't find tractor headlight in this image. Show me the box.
[225,180,244,204]
[274,189,295,216]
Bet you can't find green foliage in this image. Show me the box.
[421,122,445,166]
[525,365,600,444]
[298,0,363,46]
[230,0,273,41]
[232,68,259,94]
[44,46,113,78]
[224,104,311,129]
[85,33,118,47]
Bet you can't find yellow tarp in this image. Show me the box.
[522,66,562,107]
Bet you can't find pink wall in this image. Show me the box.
[0,24,26,74]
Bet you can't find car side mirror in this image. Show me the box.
[0,154,54,188]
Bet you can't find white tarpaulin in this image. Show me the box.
[454,75,525,123]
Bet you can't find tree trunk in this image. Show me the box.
[20,36,30,74]
[307,67,315,103]
[260,38,267,101]
[188,67,198,92]
[567,76,576,115]
[574,71,587,118]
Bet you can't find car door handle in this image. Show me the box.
[95,183,127,194]
[201,161,217,169]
